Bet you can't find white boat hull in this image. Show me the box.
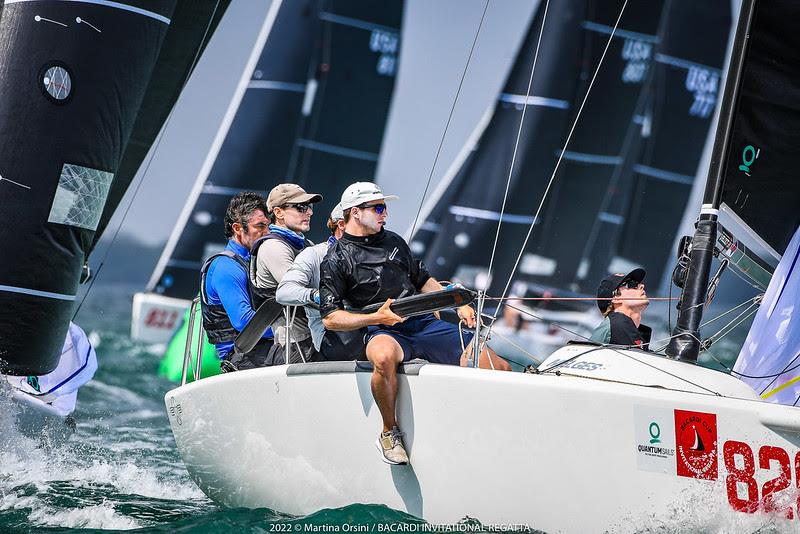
[166,345,800,532]
[131,292,191,343]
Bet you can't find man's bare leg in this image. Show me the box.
[366,334,405,431]
[460,340,511,371]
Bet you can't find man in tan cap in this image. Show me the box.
[249,183,322,364]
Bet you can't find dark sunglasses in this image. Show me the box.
[619,279,643,290]
[281,202,313,213]
[358,202,387,214]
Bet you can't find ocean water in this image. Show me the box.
[0,284,794,533]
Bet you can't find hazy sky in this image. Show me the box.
[104,0,537,253]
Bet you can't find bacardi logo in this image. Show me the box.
[675,409,718,480]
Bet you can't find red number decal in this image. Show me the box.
[144,309,159,327]
[796,452,800,519]
[144,309,178,329]
[759,446,793,519]
[165,310,179,329]
[724,441,758,513]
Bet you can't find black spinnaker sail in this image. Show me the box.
[147,0,403,301]
[0,0,228,375]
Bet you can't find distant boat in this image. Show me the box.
[0,0,230,438]
[166,0,800,529]
[133,0,404,359]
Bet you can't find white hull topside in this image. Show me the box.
[166,344,800,533]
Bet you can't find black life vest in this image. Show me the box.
[199,250,249,345]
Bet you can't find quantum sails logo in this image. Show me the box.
[634,406,676,473]
[637,421,675,459]
[738,144,760,176]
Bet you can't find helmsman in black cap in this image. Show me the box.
[589,268,652,350]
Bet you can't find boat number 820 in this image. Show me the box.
[724,441,798,519]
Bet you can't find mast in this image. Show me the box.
[665,0,757,362]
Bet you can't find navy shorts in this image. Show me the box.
[365,313,474,365]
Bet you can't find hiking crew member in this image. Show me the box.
[320,182,510,466]
[201,192,273,370]
[276,203,367,361]
[251,183,322,364]
[590,268,652,350]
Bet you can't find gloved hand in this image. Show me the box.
[310,290,320,305]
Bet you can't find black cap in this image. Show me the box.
[596,268,646,312]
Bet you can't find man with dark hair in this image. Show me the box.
[251,183,323,364]
[320,182,509,465]
[589,268,651,350]
[200,191,273,370]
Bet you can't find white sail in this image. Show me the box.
[733,225,800,404]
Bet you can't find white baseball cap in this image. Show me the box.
[339,182,399,211]
[330,202,344,222]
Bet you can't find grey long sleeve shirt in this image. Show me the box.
[275,242,328,350]
[255,237,311,345]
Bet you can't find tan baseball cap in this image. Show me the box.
[267,183,323,213]
[339,182,398,210]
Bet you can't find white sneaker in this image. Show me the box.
[375,426,409,465]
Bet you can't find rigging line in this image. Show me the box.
[72,0,224,321]
[706,349,800,381]
[726,259,768,289]
[648,301,758,352]
[407,0,490,238]
[485,326,544,366]
[501,302,593,342]
[702,301,759,345]
[699,295,761,328]
[700,295,761,328]
[482,296,675,301]
[605,343,722,396]
[535,342,722,401]
[487,0,630,327]
[760,348,800,395]
[484,0,551,297]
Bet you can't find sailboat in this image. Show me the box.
[132,0,404,355]
[0,0,230,439]
[413,0,733,360]
[165,0,800,530]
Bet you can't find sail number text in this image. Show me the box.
[144,309,180,330]
[724,441,798,519]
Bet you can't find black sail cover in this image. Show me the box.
[416,0,666,300]
[0,1,225,375]
[149,0,402,299]
[718,0,800,258]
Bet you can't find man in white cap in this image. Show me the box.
[276,203,364,359]
[250,183,322,364]
[320,182,509,465]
